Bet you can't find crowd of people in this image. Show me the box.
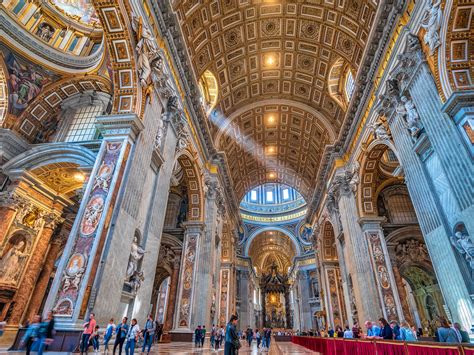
[78,313,163,355]
[306,317,471,344]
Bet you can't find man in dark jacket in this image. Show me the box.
[225,315,240,355]
[113,317,129,355]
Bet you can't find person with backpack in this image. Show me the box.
[141,314,156,354]
[124,318,141,355]
[103,318,116,353]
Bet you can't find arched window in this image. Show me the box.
[55,92,110,142]
[345,70,355,101]
[198,70,218,115]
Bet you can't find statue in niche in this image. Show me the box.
[126,235,145,279]
[132,15,159,87]
[397,96,422,137]
[371,115,391,140]
[177,195,188,227]
[421,0,443,55]
[36,23,55,42]
[450,231,474,269]
[0,238,29,284]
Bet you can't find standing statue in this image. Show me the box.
[0,240,29,284]
[450,231,474,269]
[371,119,391,140]
[126,235,146,279]
[398,96,422,137]
[421,0,443,55]
[132,15,159,87]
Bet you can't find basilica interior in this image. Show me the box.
[0,0,473,351]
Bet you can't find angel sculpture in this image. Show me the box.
[371,120,391,140]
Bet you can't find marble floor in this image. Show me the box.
[0,340,317,354]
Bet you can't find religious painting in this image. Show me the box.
[178,234,198,327]
[54,298,73,316]
[0,46,58,115]
[52,0,100,25]
[0,233,29,286]
[80,195,105,236]
[101,8,123,32]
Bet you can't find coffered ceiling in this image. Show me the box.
[248,231,296,274]
[173,0,377,199]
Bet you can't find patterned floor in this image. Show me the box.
[0,340,318,354]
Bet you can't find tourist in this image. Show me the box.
[113,317,129,355]
[453,322,469,343]
[103,318,116,353]
[38,311,55,355]
[364,321,380,338]
[224,315,240,355]
[210,324,217,348]
[390,320,401,340]
[343,326,353,338]
[327,327,335,337]
[352,321,361,338]
[80,312,96,355]
[194,325,202,347]
[261,327,267,349]
[155,322,163,343]
[201,325,206,347]
[125,318,140,355]
[378,318,393,340]
[21,315,42,355]
[215,325,224,350]
[246,326,253,346]
[265,327,272,349]
[92,325,100,352]
[256,328,261,348]
[400,321,417,341]
[335,325,344,338]
[141,314,155,354]
[437,318,460,343]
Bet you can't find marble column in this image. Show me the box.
[192,176,221,329]
[359,217,403,321]
[43,115,143,329]
[161,256,181,342]
[329,168,382,324]
[9,214,62,325]
[25,231,67,322]
[392,265,414,325]
[172,222,204,333]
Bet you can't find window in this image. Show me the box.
[345,70,355,101]
[266,190,274,202]
[250,190,258,201]
[64,105,102,142]
[282,188,290,200]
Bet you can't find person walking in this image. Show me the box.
[104,318,116,353]
[246,326,253,347]
[255,329,261,348]
[125,318,140,355]
[141,314,156,354]
[201,325,206,347]
[265,327,272,349]
[113,317,129,355]
[210,324,217,349]
[38,311,55,355]
[224,315,240,355]
[21,315,42,355]
[91,325,100,352]
[215,325,224,350]
[80,313,96,355]
[194,326,202,347]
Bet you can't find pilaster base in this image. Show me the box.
[169,330,193,342]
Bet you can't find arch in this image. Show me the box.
[327,58,354,110]
[5,75,111,142]
[244,226,302,257]
[198,70,219,115]
[2,143,96,176]
[214,98,337,147]
[175,149,204,222]
[357,140,402,217]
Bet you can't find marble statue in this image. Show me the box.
[371,119,391,140]
[126,235,145,279]
[398,96,422,137]
[154,114,166,149]
[132,15,159,87]
[450,231,474,269]
[129,270,144,292]
[421,0,443,55]
[0,240,28,284]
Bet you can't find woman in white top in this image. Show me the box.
[125,319,141,355]
[343,326,353,338]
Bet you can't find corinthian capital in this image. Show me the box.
[43,213,64,230]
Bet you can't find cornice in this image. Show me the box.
[151,0,239,219]
[305,0,405,221]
